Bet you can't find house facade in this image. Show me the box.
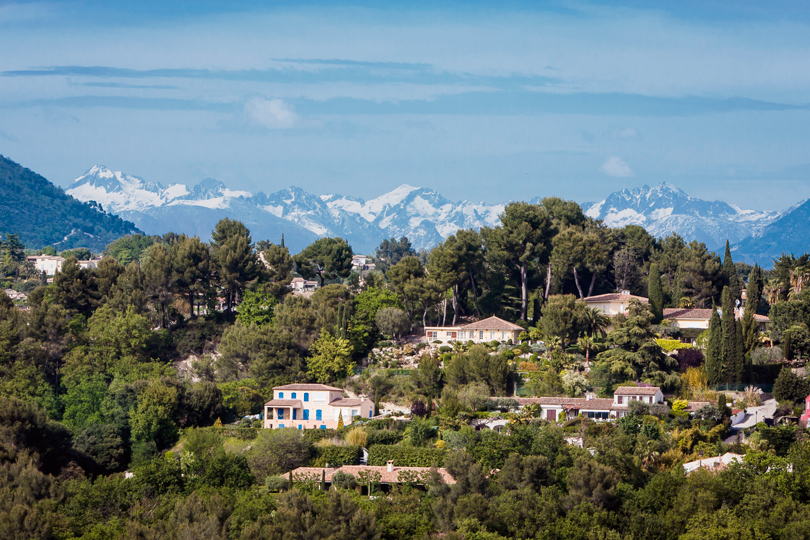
[424,315,523,344]
[26,255,65,275]
[583,291,649,316]
[263,384,374,430]
[512,386,665,422]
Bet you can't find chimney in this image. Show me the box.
[386,460,394,473]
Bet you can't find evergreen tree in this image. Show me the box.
[280,234,285,249]
[705,308,723,385]
[720,287,742,383]
[671,266,684,308]
[648,263,664,323]
[723,240,741,301]
[211,219,261,312]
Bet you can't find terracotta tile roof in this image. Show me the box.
[513,397,620,411]
[273,383,343,391]
[290,465,456,485]
[264,399,302,407]
[579,398,616,410]
[329,398,365,407]
[460,316,523,331]
[614,386,661,395]
[584,293,648,303]
[685,401,711,412]
[664,308,714,319]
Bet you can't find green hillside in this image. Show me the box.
[0,155,140,252]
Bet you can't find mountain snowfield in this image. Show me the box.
[582,183,779,249]
[66,166,786,258]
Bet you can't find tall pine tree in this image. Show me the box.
[648,263,664,323]
[741,266,762,353]
[706,308,723,385]
[723,240,741,302]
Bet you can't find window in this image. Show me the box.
[316,410,322,421]
[304,393,309,402]
[502,331,506,340]
[291,392,297,399]
[320,425,326,430]
[617,396,622,404]
[460,331,465,339]
[490,331,495,340]
[279,392,284,398]
[479,331,484,339]
[303,410,309,420]
[292,409,297,420]
[277,409,285,420]
[351,409,358,418]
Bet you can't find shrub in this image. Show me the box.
[265,475,289,492]
[366,429,404,446]
[438,346,453,354]
[331,471,357,490]
[303,428,339,444]
[345,426,368,447]
[676,348,704,372]
[751,346,784,365]
[367,445,446,467]
[311,445,361,467]
[655,338,692,352]
[773,367,810,404]
[377,341,393,348]
[246,428,310,482]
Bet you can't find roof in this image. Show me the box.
[663,308,770,323]
[583,293,648,303]
[273,383,343,391]
[329,398,365,407]
[26,255,64,261]
[264,399,302,407]
[460,316,523,331]
[682,452,743,474]
[513,397,616,411]
[614,386,661,395]
[289,465,456,485]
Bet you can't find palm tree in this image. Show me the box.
[582,307,610,338]
[790,263,810,298]
[763,278,784,305]
[579,335,594,368]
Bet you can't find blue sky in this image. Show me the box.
[1,1,810,210]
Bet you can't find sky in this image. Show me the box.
[1,0,810,211]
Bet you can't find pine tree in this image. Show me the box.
[648,263,664,323]
[281,234,285,249]
[706,308,723,385]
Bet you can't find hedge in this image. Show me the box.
[367,445,446,467]
[655,338,692,352]
[366,429,404,446]
[310,445,362,467]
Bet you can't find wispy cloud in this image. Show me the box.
[244,97,298,129]
[600,156,634,177]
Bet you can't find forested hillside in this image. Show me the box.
[0,156,140,252]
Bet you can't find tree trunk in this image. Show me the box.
[573,267,585,298]
[441,297,447,327]
[451,284,459,326]
[189,291,195,319]
[587,273,597,297]
[544,264,552,301]
[520,263,528,320]
[469,268,482,317]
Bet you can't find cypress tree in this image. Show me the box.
[706,308,723,385]
[648,263,664,323]
[735,319,746,382]
[748,264,764,314]
[723,240,741,301]
[720,287,742,383]
[672,266,684,308]
[281,234,285,249]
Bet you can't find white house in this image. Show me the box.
[583,291,649,316]
[26,255,65,275]
[424,316,523,344]
[289,277,319,292]
[663,308,769,332]
[263,384,374,430]
[682,452,743,475]
[511,386,665,422]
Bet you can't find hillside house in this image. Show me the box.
[583,291,649,316]
[26,255,64,275]
[511,386,665,422]
[663,307,769,332]
[289,277,319,292]
[424,316,523,344]
[263,384,374,430]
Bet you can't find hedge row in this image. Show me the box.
[367,445,446,467]
[310,445,362,467]
[366,429,404,447]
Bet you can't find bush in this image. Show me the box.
[367,445,446,467]
[366,429,404,446]
[345,427,368,447]
[331,471,357,490]
[377,341,393,348]
[773,367,810,404]
[311,445,362,467]
[676,348,705,372]
[246,428,310,482]
[751,346,784,365]
[438,346,452,354]
[265,475,290,492]
[655,338,692,352]
[303,428,339,444]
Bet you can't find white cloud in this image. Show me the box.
[600,156,634,177]
[244,97,298,129]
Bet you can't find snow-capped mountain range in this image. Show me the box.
[582,183,779,249]
[66,166,786,257]
[66,166,505,253]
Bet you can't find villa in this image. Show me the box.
[263,383,374,430]
[424,315,523,344]
[510,386,665,422]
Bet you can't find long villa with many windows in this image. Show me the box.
[263,384,374,430]
[424,316,523,344]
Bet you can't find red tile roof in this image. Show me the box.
[289,465,456,484]
[329,398,365,407]
[663,308,770,323]
[460,316,523,331]
[273,383,343,391]
[584,293,648,303]
[614,386,661,395]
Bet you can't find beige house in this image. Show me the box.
[663,308,769,332]
[583,291,649,316]
[424,315,523,344]
[26,255,65,275]
[513,386,665,422]
[263,383,374,430]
